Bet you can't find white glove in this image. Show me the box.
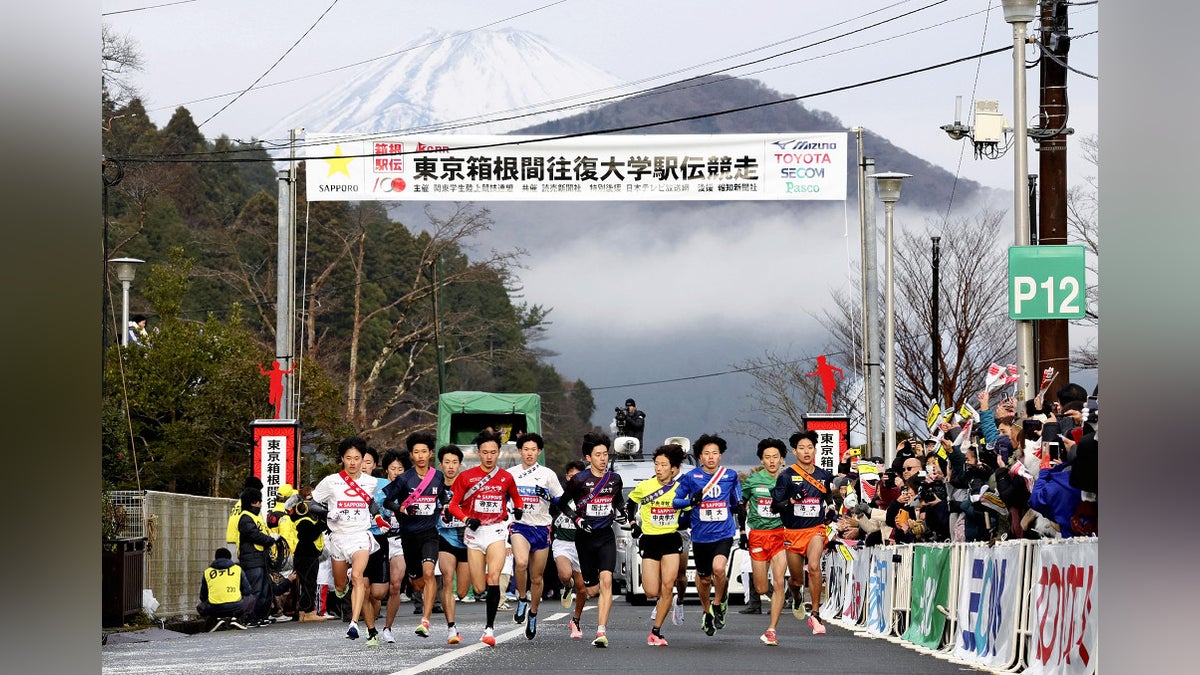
[270,532,281,540]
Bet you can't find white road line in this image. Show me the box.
[390,609,587,675]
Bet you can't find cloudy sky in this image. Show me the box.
[104,0,1100,457]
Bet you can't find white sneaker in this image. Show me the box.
[273,614,293,622]
[561,591,573,609]
[381,627,395,643]
[671,595,684,626]
[650,606,658,622]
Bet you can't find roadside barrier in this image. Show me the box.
[822,537,1097,674]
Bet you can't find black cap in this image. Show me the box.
[625,398,636,407]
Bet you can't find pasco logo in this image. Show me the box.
[373,177,407,193]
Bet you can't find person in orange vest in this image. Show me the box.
[197,548,254,628]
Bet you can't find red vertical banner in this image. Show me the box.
[251,418,300,514]
[801,413,850,475]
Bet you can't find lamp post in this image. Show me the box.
[108,257,144,346]
[871,172,910,466]
[1003,0,1038,400]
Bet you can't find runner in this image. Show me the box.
[624,443,687,646]
[375,448,409,643]
[671,479,692,627]
[672,433,741,636]
[361,447,391,643]
[561,432,626,648]
[771,430,836,635]
[382,432,445,641]
[435,445,469,645]
[742,438,789,646]
[310,437,383,645]
[506,432,564,640]
[551,460,588,638]
[445,430,525,647]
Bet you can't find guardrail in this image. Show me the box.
[822,537,1097,674]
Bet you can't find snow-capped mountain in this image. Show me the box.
[263,28,627,139]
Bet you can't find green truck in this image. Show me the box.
[436,391,542,469]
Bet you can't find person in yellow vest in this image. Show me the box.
[226,476,264,555]
[197,548,254,628]
[236,488,280,627]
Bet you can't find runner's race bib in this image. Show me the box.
[649,507,676,527]
[756,497,775,518]
[411,496,436,516]
[700,499,728,522]
[585,495,612,517]
[476,498,503,514]
[794,497,821,518]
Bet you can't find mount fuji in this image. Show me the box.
[263,27,628,139]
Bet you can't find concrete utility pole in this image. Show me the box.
[276,169,294,419]
[1003,0,1037,401]
[857,141,881,455]
[1035,0,1072,400]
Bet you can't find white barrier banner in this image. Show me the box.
[305,133,848,201]
[953,543,1024,668]
[823,550,848,616]
[1024,539,1099,675]
[842,545,871,623]
[865,547,893,635]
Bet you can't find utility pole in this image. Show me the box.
[858,146,881,455]
[930,236,941,407]
[275,169,294,419]
[1035,0,1072,401]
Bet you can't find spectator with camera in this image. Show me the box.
[612,398,646,444]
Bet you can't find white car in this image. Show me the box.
[610,436,747,605]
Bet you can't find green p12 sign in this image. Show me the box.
[1008,245,1087,320]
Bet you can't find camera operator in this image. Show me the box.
[286,484,330,622]
[611,398,645,444]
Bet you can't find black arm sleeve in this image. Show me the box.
[625,498,639,524]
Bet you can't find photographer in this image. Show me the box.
[611,398,646,444]
[916,455,950,542]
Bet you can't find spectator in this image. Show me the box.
[127,314,148,345]
[196,548,254,629]
[288,484,328,622]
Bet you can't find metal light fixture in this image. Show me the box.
[869,172,910,466]
[108,257,144,346]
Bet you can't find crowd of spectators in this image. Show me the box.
[822,382,1098,549]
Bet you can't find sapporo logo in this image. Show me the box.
[373,177,407,193]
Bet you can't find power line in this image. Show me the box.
[149,0,957,154]
[113,44,1014,165]
[197,0,342,130]
[157,1,571,116]
[103,0,197,16]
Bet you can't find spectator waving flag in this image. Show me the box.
[985,363,1006,393]
[1036,367,1057,400]
[925,400,943,431]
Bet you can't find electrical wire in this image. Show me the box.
[943,0,995,220]
[197,0,342,130]
[112,44,1014,165]
[149,0,959,155]
[158,0,571,116]
[1034,40,1098,79]
[103,0,196,16]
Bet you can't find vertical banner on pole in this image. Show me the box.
[865,546,893,635]
[802,413,851,475]
[953,541,1024,668]
[251,419,300,515]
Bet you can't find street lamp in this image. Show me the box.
[1003,0,1037,400]
[870,172,910,466]
[108,257,144,346]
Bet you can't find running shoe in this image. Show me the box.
[671,595,684,626]
[525,614,537,640]
[650,605,658,622]
[514,598,530,624]
[647,631,668,647]
[561,591,574,609]
[701,609,716,636]
[346,621,360,640]
[381,627,395,644]
[760,629,779,646]
[713,601,726,630]
[447,626,461,644]
[807,614,826,635]
[365,632,380,647]
[481,627,496,647]
[415,619,430,637]
[791,593,807,621]
[592,631,608,648]
[569,619,583,639]
[333,586,349,599]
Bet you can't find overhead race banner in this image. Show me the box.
[305,133,848,201]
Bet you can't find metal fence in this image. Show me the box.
[104,490,237,619]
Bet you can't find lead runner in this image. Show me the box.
[445,430,525,647]
[771,429,835,635]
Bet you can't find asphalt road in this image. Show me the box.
[102,598,982,674]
